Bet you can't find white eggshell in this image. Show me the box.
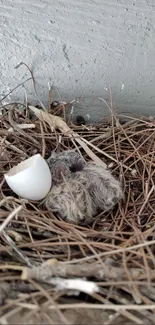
[5,154,52,200]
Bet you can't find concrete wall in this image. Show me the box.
[0,0,155,121]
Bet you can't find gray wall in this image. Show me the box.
[0,0,155,121]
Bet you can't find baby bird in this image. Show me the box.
[46,150,85,185]
[45,151,123,225]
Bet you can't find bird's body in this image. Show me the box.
[45,150,123,225]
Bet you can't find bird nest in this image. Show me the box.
[0,101,155,324]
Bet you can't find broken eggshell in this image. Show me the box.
[5,154,52,200]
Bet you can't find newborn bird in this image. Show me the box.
[46,150,85,185]
[45,150,123,225]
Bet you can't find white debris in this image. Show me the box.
[108,162,114,168]
[58,135,62,143]
[131,169,137,176]
[52,278,99,294]
[48,81,51,90]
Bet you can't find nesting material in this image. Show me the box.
[1,101,155,324]
[45,150,123,224]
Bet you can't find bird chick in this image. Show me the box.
[44,161,123,225]
[46,150,85,185]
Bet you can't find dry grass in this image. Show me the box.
[0,100,155,324]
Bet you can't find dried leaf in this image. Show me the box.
[29,106,107,168]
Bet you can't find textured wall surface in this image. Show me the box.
[0,0,155,121]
